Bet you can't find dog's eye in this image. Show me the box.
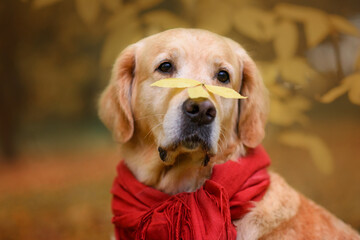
[217,70,230,83]
[157,62,173,73]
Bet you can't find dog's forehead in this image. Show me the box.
[137,29,238,63]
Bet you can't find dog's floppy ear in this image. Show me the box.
[98,44,137,143]
[237,51,269,148]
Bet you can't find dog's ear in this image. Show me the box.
[237,51,269,148]
[98,44,137,143]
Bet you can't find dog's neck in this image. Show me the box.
[119,136,245,195]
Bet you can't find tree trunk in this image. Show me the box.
[0,1,27,162]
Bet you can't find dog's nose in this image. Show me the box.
[182,98,216,125]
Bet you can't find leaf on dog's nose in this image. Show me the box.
[205,85,247,99]
[188,85,210,98]
[151,78,247,99]
[151,78,201,88]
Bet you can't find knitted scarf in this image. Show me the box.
[111,145,271,240]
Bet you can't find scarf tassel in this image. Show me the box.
[136,196,193,240]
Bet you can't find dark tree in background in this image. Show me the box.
[0,0,105,162]
[0,1,28,162]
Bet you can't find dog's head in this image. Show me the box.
[99,29,268,182]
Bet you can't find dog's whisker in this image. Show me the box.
[143,122,163,140]
[219,129,226,141]
[218,139,225,154]
[220,127,230,138]
[135,114,165,121]
[219,130,226,140]
[217,129,227,153]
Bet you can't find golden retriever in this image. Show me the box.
[99,28,360,239]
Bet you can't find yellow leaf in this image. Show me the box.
[279,131,334,174]
[204,85,247,99]
[269,96,310,126]
[180,0,196,12]
[33,0,61,8]
[274,3,330,47]
[319,81,350,103]
[188,85,210,99]
[278,58,315,86]
[274,20,298,60]
[136,0,163,10]
[151,78,201,88]
[144,25,163,37]
[105,5,138,31]
[102,0,122,12]
[268,84,290,98]
[275,3,307,21]
[275,3,324,22]
[75,0,100,25]
[320,73,360,105]
[234,7,275,42]
[304,13,330,47]
[329,15,360,37]
[290,95,311,111]
[257,62,278,86]
[196,0,232,35]
[269,98,294,126]
[228,0,251,6]
[100,21,143,67]
[355,50,360,71]
[347,73,360,105]
[151,78,247,99]
[142,10,189,30]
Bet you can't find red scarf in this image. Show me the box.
[111,145,271,240]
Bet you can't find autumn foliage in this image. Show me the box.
[8,0,356,173]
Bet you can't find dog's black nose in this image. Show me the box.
[182,98,216,125]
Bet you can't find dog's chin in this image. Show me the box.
[180,135,211,151]
[158,136,216,167]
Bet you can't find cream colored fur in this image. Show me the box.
[98,28,360,239]
[235,172,301,240]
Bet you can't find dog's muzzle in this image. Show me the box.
[157,98,217,166]
[178,98,216,153]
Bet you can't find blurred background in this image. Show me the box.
[0,0,359,239]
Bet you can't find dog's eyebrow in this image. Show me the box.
[212,58,234,78]
[153,48,181,66]
[212,56,233,66]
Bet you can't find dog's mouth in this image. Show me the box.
[159,104,219,167]
[158,134,214,166]
[180,134,211,151]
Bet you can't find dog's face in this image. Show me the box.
[134,30,246,165]
[99,29,268,190]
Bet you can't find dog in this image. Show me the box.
[98,28,360,239]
